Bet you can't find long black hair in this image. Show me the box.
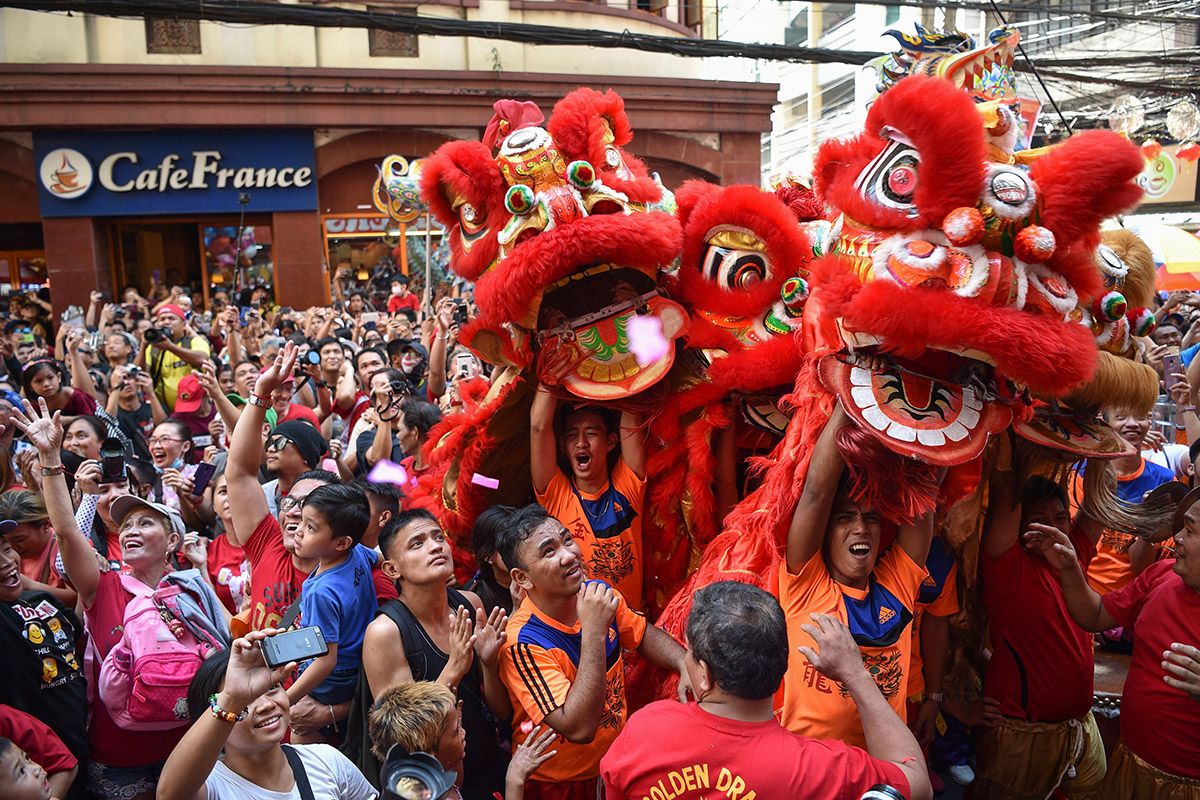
[467,505,517,614]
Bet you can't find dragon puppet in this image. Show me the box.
[414,88,689,578]
[414,87,823,599]
[653,26,1156,639]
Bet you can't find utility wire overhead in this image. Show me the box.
[1,0,1196,96]
[767,0,1200,26]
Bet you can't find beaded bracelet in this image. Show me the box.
[208,694,246,724]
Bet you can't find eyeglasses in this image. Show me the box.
[279,496,303,513]
[265,435,292,453]
[147,435,185,446]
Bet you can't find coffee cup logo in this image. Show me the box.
[39,148,93,199]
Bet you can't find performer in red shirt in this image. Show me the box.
[601,581,931,800]
[1025,484,1200,798]
[973,457,1108,800]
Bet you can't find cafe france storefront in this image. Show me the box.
[34,129,321,308]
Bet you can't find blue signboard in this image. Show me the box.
[34,130,318,217]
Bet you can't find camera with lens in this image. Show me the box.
[302,350,321,367]
[379,747,456,800]
[126,365,142,380]
[143,327,171,343]
[99,438,127,484]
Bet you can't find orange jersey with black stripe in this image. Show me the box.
[499,581,647,782]
[536,460,646,610]
[778,547,926,748]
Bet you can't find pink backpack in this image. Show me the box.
[97,575,219,730]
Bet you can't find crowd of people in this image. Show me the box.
[1,273,1199,800]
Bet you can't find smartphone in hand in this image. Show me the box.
[1163,351,1183,394]
[261,627,328,668]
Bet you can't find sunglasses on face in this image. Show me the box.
[265,435,293,453]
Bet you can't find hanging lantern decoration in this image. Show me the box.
[1107,94,1145,136]
[1167,100,1200,141]
[1167,100,1200,162]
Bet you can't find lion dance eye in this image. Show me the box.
[731,258,765,289]
[856,139,921,212]
[886,165,917,201]
[702,247,768,291]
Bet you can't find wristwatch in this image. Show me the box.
[926,691,944,704]
[246,393,270,409]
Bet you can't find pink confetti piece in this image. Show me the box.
[519,720,535,734]
[367,459,409,486]
[471,473,500,489]
[627,314,670,367]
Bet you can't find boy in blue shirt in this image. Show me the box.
[287,481,378,741]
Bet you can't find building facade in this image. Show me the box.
[0,3,778,313]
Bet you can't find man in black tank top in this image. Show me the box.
[362,509,511,800]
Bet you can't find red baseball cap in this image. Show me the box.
[175,374,204,414]
[156,304,187,321]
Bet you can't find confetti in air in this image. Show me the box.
[471,473,500,489]
[627,314,670,367]
[367,459,409,486]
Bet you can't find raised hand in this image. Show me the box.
[797,613,865,686]
[253,341,299,398]
[445,606,476,684]
[218,629,297,710]
[577,581,617,634]
[182,532,208,569]
[1022,522,1078,571]
[1170,373,1193,408]
[74,460,104,496]
[10,398,63,456]
[436,298,455,333]
[472,606,509,668]
[506,725,558,790]
[196,361,224,399]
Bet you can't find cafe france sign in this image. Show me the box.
[34,130,318,217]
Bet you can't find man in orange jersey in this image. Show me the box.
[779,405,936,748]
[531,383,647,610]
[496,504,687,800]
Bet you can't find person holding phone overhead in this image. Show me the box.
[157,629,376,800]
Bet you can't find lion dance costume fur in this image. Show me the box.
[415,29,1162,671]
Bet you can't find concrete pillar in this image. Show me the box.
[270,210,329,309]
[42,216,110,317]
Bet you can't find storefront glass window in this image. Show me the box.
[202,225,274,301]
